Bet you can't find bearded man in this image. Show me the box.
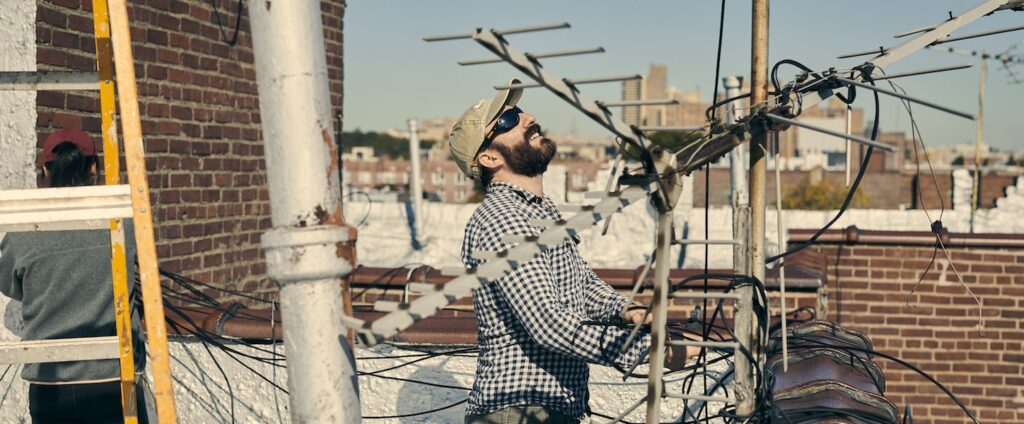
[449,79,695,424]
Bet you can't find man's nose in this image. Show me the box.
[520,112,536,128]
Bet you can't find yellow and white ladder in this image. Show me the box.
[0,1,177,422]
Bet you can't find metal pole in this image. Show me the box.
[845,105,852,187]
[645,211,674,423]
[408,119,424,236]
[724,76,747,206]
[970,59,986,233]
[737,0,769,416]
[248,2,361,422]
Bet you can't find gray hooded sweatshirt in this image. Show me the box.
[0,222,146,384]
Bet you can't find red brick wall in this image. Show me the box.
[801,233,1023,423]
[36,1,346,302]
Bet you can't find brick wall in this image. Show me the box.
[35,0,346,303]
[794,229,1023,423]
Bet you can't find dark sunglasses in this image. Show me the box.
[484,106,523,144]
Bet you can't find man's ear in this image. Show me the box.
[476,148,503,172]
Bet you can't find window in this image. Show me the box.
[358,171,371,184]
[456,172,468,184]
[432,169,445,185]
[573,173,588,187]
[457,189,468,201]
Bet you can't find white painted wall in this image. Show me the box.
[0,2,35,419]
[0,0,37,193]
[347,196,1013,272]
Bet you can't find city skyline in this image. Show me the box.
[345,1,1023,150]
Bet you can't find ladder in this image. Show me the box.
[0,0,176,422]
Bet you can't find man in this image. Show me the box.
[450,79,696,424]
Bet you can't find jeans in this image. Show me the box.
[466,405,580,424]
[28,381,149,424]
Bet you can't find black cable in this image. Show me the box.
[209,0,244,47]
[765,70,881,264]
[198,331,236,424]
[364,373,468,391]
[161,268,275,306]
[360,347,478,376]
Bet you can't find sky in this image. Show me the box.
[344,1,1023,150]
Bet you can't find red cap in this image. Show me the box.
[42,128,96,164]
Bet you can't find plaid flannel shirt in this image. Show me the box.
[461,182,651,419]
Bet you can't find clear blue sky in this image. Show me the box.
[344,1,1023,150]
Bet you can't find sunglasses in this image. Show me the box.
[482,106,523,147]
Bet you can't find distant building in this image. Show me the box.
[621,64,707,129]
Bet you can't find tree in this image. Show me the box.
[781,175,869,210]
[341,130,434,159]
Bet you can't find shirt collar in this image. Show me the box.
[487,181,545,205]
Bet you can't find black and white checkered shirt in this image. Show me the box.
[461,182,651,419]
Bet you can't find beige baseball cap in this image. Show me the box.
[449,78,524,179]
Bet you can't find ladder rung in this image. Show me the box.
[0,336,119,365]
[0,71,100,91]
[0,185,133,232]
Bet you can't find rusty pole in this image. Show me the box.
[737,0,769,416]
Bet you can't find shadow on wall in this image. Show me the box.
[395,362,467,423]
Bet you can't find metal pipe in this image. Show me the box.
[248,2,360,422]
[871,63,973,81]
[423,22,570,42]
[839,22,1024,60]
[870,0,1007,69]
[667,340,739,349]
[672,292,741,300]
[970,59,986,233]
[738,0,769,416]
[724,75,747,206]
[772,133,788,371]
[637,126,702,132]
[764,113,898,152]
[845,104,852,187]
[645,211,674,423]
[673,239,739,245]
[495,74,643,90]
[408,119,424,237]
[458,47,604,66]
[937,23,1024,45]
[832,76,974,120]
[599,99,679,107]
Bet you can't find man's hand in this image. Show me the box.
[623,307,652,325]
[664,342,702,371]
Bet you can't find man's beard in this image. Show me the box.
[494,125,556,177]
